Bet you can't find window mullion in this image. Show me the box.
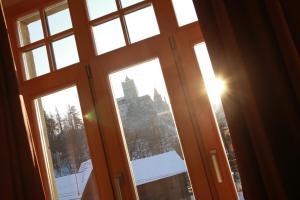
[119,15,131,45]
[115,0,131,45]
[40,8,56,72]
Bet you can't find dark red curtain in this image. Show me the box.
[0,2,44,199]
[192,0,300,199]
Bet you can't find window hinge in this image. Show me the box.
[85,64,93,79]
[168,35,177,50]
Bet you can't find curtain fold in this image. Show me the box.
[192,0,300,199]
[0,2,45,199]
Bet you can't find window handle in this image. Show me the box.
[210,149,223,183]
[114,173,124,200]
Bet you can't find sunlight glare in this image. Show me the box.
[194,43,227,105]
[205,77,226,105]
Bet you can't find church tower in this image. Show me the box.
[122,76,138,99]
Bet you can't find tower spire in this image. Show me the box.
[153,88,163,102]
[122,76,138,99]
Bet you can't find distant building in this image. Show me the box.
[57,151,193,200]
[117,76,181,160]
[132,151,192,200]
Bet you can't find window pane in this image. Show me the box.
[109,59,195,200]
[22,46,50,80]
[86,0,117,20]
[46,0,73,35]
[92,18,126,55]
[35,86,100,199]
[120,0,143,8]
[172,0,198,26]
[52,35,79,69]
[125,5,160,43]
[17,12,44,46]
[194,43,244,200]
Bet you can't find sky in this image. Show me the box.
[110,58,169,100]
[39,86,83,119]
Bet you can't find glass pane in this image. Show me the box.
[86,0,118,20]
[35,86,99,199]
[46,0,73,35]
[125,5,160,43]
[194,43,244,200]
[92,18,126,55]
[109,59,195,200]
[22,46,50,80]
[52,35,79,69]
[17,12,44,46]
[121,0,143,8]
[172,0,198,26]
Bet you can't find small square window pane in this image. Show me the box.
[46,1,73,35]
[52,35,79,69]
[17,12,44,46]
[121,0,144,8]
[92,18,126,55]
[172,0,198,26]
[22,46,50,80]
[125,5,160,43]
[86,0,118,20]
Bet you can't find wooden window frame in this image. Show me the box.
[16,1,76,81]
[4,0,239,199]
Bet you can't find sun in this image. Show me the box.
[214,78,226,96]
[205,77,226,105]
[194,43,227,105]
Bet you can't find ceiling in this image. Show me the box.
[2,0,24,8]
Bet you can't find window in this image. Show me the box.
[17,0,79,80]
[17,12,44,46]
[45,1,73,35]
[86,0,118,20]
[121,0,144,8]
[109,59,195,199]
[35,86,99,199]
[52,35,79,69]
[125,5,159,43]
[194,43,244,200]
[171,0,198,26]
[10,1,242,199]
[86,0,160,55]
[22,46,50,79]
[92,18,126,54]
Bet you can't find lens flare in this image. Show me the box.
[84,112,95,121]
[205,77,226,105]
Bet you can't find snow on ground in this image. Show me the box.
[56,160,93,200]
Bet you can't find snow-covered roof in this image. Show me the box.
[56,160,93,200]
[55,152,188,199]
[131,151,187,186]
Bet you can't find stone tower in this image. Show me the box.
[122,76,138,99]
